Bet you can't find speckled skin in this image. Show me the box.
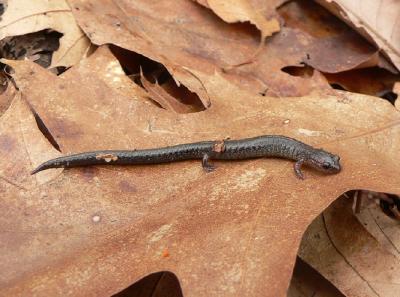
[31,135,341,179]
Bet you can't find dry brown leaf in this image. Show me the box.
[69,0,392,101]
[1,46,400,296]
[316,0,400,70]
[69,0,332,100]
[75,47,147,101]
[140,72,195,114]
[0,0,91,67]
[279,1,381,73]
[324,68,399,98]
[197,0,281,51]
[299,196,400,297]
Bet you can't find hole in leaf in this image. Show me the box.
[281,65,314,78]
[0,2,6,16]
[349,190,400,220]
[112,271,183,297]
[329,83,346,91]
[0,68,9,94]
[379,194,400,220]
[379,91,397,105]
[110,45,205,112]
[0,29,63,69]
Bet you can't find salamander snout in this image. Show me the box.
[306,150,341,174]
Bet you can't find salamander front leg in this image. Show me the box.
[202,154,215,172]
[294,159,305,180]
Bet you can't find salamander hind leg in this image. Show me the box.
[294,159,305,180]
[202,153,215,172]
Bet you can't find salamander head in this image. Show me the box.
[305,149,341,174]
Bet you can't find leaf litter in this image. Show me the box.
[0,0,399,296]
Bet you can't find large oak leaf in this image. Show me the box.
[0,47,399,296]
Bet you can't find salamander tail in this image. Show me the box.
[31,164,44,175]
[31,162,53,175]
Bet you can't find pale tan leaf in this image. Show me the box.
[355,196,400,261]
[202,0,281,39]
[299,196,400,297]
[0,0,91,67]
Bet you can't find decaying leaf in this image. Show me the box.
[316,0,400,70]
[0,0,92,67]
[0,45,400,296]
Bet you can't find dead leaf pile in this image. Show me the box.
[0,0,399,296]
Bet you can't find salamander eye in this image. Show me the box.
[322,163,331,170]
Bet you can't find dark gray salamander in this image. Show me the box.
[31,135,341,179]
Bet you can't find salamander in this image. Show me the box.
[31,135,341,179]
